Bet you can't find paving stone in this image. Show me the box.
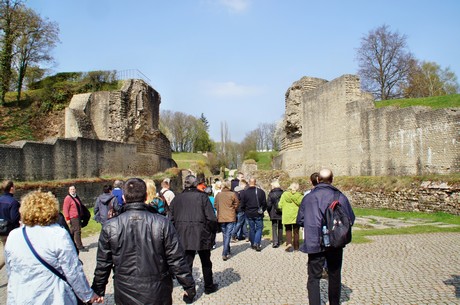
[1,229,459,304]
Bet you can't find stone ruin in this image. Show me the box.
[274,74,460,177]
[0,79,175,181]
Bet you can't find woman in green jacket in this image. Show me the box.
[278,182,303,252]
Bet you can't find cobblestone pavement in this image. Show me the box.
[1,229,459,304]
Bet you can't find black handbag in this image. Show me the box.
[22,227,88,305]
[71,195,91,228]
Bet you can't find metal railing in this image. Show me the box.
[116,69,152,86]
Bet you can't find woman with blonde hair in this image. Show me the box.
[145,179,167,216]
[278,182,303,252]
[5,190,100,304]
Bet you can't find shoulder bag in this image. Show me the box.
[22,227,88,305]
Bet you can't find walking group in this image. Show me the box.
[0,167,355,305]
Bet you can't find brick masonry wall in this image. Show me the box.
[0,137,176,181]
[277,74,460,177]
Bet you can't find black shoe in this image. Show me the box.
[204,283,218,294]
[251,244,257,250]
[79,247,89,252]
[256,245,262,252]
[272,243,279,248]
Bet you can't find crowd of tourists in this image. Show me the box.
[0,168,355,305]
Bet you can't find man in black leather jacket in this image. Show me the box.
[92,178,196,305]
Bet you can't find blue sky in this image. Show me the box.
[28,0,460,142]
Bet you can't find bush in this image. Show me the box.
[245,150,259,162]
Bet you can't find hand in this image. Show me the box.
[89,292,104,303]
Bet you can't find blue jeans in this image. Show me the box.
[247,216,264,246]
[220,222,235,256]
[232,211,248,239]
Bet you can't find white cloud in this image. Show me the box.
[201,80,265,98]
[219,0,251,13]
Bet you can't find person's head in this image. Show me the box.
[196,173,205,184]
[20,191,59,226]
[144,179,156,202]
[239,179,248,188]
[103,184,112,194]
[310,172,319,187]
[237,172,244,180]
[184,175,197,188]
[288,182,299,193]
[2,180,14,194]
[318,168,333,184]
[68,185,76,196]
[113,180,123,189]
[222,180,231,190]
[249,178,256,187]
[123,178,147,204]
[161,178,170,189]
[271,181,280,190]
[215,180,223,190]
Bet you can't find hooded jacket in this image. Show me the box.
[297,183,355,254]
[94,193,118,225]
[267,187,284,221]
[91,202,195,305]
[278,190,303,225]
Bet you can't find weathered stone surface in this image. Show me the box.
[275,74,460,177]
[0,79,175,181]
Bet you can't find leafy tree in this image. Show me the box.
[356,24,414,100]
[0,0,23,104]
[404,60,459,98]
[193,120,214,152]
[160,110,213,153]
[13,7,59,101]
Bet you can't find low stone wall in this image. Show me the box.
[343,185,460,215]
[0,137,176,181]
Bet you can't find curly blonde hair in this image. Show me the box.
[20,191,59,226]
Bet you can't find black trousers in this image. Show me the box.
[185,249,214,289]
[307,247,343,305]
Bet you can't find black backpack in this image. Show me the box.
[320,191,352,249]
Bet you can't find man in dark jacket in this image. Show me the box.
[297,169,355,305]
[240,178,267,252]
[0,180,20,269]
[170,175,219,295]
[267,181,283,248]
[92,178,196,305]
[94,184,119,225]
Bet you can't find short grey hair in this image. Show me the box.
[184,175,197,188]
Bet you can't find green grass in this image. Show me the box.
[172,152,208,169]
[375,93,460,109]
[261,208,460,245]
[256,151,278,170]
[81,208,102,238]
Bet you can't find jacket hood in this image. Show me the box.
[99,193,114,205]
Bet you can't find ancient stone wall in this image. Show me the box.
[0,79,175,181]
[275,74,460,177]
[0,137,175,181]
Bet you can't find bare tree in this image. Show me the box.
[356,24,414,100]
[13,7,59,101]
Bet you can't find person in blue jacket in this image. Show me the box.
[297,168,355,305]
